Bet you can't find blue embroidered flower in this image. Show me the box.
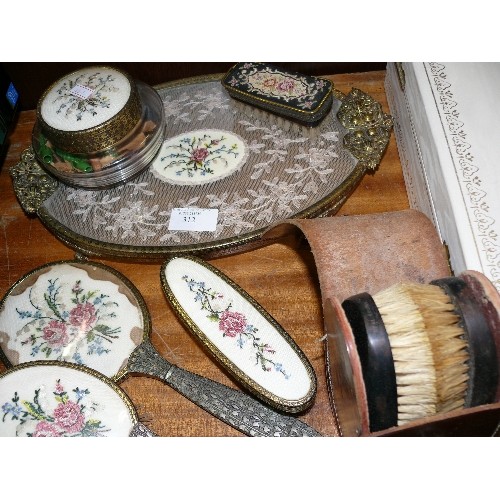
[2,402,22,418]
[73,387,90,402]
[72,352,84,364]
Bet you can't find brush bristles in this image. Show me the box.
[373,282,469,426]
[373,285,438,425]
[406,284,469,414]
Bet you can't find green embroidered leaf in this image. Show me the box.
[22,401,46,421]
[94,324,110,333]
[54,392,69,404]
[86,419,102,428]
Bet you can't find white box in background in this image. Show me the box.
[385,62,500,292]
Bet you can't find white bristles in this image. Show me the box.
[406,283,469,414]
[373,284,438,425]
[373,282,470,426]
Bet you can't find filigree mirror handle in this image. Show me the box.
[127,341,322,437]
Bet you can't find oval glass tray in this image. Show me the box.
[11,74,392,260]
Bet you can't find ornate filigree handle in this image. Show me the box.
[10,146,58,214]
[337,88,393,171]
[129,422,158,437]
[127,341,322,437]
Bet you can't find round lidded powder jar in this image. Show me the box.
[32,66,165,189]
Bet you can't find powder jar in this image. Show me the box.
[32,65,165,189]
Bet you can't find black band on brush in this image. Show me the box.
[342,292,398,432]
[431,276,498,408]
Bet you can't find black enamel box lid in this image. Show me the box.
[221,62,333,126]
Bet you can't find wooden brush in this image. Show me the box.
[341,272,499,432]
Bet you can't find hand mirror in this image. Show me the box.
[0,361,155,437]
[0,260,320,437]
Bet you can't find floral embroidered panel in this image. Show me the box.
[162,257,316,408]
[0,364,136,436]
[0,262,145,378]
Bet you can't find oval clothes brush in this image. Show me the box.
[342,271,499,432]
[161,255,318,414]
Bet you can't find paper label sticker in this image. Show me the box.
[168,208,219,232]
[70,84,95,100]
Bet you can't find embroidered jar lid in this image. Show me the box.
[0,362,141,436]
[37,66,142,154]
[160,255,317,413]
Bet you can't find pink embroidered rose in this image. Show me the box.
[69,302,97,332]
[33,421,62,437]
[277,79,295,92]
[219,310,247,338]
[53,400,85,433]
[263,77,277,88]
[190,147,209,164]
[42,320,69,348]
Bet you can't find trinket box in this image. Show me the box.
[263,209,500,436]
[385,62,500,294]
[221,62,333,126]
[32,65,165,189]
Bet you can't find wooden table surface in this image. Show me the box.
[0,69,409,437]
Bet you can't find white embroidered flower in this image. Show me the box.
[66,188,98,207]
[106,201,159,239]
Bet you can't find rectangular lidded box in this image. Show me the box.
[385,62,500,292]
[221,62,333,126]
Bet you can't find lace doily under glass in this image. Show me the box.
[35,75,363,259]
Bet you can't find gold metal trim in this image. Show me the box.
[10,147,58,214]
[160,255,317,414]
[338,88,393,171]
[395,62,406,92]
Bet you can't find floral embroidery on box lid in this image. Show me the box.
[222,63,333,124]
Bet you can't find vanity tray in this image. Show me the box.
[11,74,392,260]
